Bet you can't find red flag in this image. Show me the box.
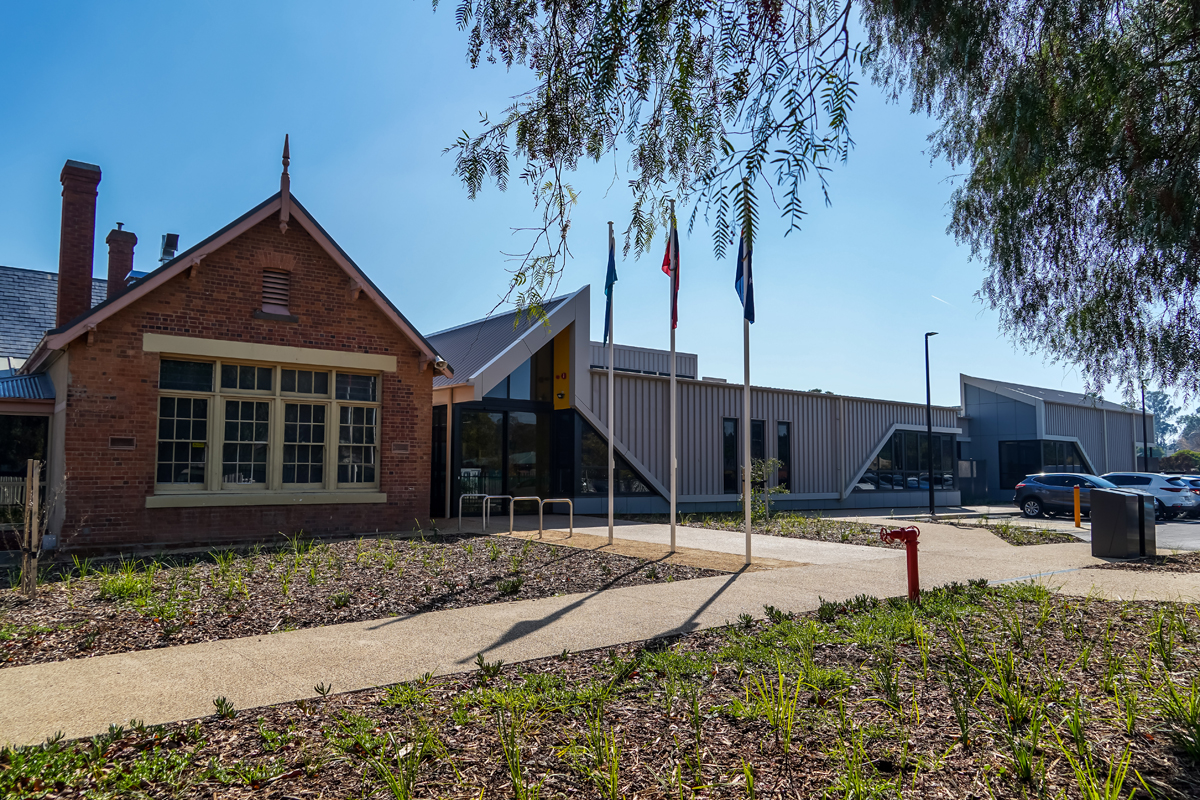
[661,220,680,329]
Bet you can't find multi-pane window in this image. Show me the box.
[284,403,325,484]
[856,430,957,492]
[221,364,273,392]
[155,358,382,493]
[282,369,329,395]
[338,406,377,483]
[223,400,269,484]
[336,373,376,402]
[156,396,208,483]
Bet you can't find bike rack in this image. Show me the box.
[457,493,489,532]
[458,493,514,533]
[507,496,541,534]
[538,498,574,537]
[483,495,512,532]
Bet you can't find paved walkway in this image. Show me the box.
[3,518,1199,746]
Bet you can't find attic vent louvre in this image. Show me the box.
[262,270,290,315]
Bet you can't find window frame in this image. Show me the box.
[154,357,382,496]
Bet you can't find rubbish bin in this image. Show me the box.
[1090,488,1156,558]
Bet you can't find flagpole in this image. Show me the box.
[743,316,751,565]
[668,199,677,554]
[607,221,615,546]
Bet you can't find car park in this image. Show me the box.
[1101,472,1199,520]
[1012,473,1135,519]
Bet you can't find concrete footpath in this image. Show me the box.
[2,517,1199,746]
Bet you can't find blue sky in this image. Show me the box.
[0,1,1134,408]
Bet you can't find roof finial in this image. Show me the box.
[279,134,291,233]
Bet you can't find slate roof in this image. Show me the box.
[962,374,1138,414]
[0,266,106,360]
[0,372,54,401]
[426,295,570,388]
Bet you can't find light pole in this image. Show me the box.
[925,332,939,517]
[1140,379,1150,472]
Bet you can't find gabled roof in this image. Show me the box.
[961,374,1140,415]
[427,293,574,390]
[0,265,106,360]
[21,193,451,378]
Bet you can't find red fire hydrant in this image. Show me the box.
[880,526,921,603]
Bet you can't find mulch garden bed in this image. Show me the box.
[617,512,903,548]
[943,519,1083,546]
[0,534,723,669]
[5,582,1200,799]
[1087,551,1200,573]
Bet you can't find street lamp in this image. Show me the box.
[1140,378,1150,472]
[925,332,939,517]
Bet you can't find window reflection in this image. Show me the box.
[855,430,957,492]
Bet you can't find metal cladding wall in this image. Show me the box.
[589,342,698,379]
[1044,402,1106,471]
[590,370,959,499]
[1044,401,1141,474]
[1105,412,1138,472]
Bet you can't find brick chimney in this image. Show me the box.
[57,160,102,326]
[105,223,137,300]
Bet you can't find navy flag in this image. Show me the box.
[735,230,755,323]
[603,225,618,345]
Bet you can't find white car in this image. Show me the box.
[1101,472,1199,520]
[1174,476,1200,518]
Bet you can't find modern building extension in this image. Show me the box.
[957,375,1155,503]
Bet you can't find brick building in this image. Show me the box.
[1,153,451,552]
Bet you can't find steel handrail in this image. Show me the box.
[538,498,574,537]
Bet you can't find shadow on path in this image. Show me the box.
[458,564,752,665]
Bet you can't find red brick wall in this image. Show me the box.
[59,213,433,552]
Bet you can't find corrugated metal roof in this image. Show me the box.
[0,372,55,401]
[427,295,570,388]
[0,266,106,360]
[963,374,1137,414]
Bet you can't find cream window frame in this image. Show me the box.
[153,357,383,498]
[155,382,215,494]
[333,369,382,489]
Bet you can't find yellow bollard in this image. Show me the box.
[1074,484,1081,528]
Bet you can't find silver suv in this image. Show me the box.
[1101,472,1199,520]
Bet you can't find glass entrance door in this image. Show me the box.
[508,411,548,498]
[459,410,503,507]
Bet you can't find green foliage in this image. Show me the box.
[96,560,157,601]
[864,0,1200,392]
[442,0,863,320]
[213,696,236,720]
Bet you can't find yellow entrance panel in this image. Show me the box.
[553,324,571,410]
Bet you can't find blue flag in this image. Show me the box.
[735,231,755,323]
[603,227,618,344]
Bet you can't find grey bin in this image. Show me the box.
[1090,488,1156,559]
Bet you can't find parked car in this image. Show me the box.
[1170,475,1200,518]
[1013,473,1131,519]
[1101,472,1199,520]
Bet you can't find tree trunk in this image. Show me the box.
[21,459,40,599]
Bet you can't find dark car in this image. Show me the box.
[1013,473,1124,518]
